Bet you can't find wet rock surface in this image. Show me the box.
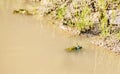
[91,35,120,53]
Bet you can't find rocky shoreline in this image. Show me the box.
[59,24,120,53]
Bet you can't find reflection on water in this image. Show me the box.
[0,0,120,74]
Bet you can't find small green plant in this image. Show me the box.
[99,10,109,36]
[75,1,93,31]
[97,0,110,36]
[56,7,66,19]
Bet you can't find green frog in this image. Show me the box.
[65,45,82,52]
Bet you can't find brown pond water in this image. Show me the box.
[0,0,120,74]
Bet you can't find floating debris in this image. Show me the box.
[65,45,82,52]
[13,9,38,15]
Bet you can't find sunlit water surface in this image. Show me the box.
[0,0,120,74]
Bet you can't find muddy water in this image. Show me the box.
[0,0,120,74]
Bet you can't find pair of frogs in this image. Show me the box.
[13,9,38,15]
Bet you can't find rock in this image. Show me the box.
[109,10,120,25]
[59,25,80,35]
